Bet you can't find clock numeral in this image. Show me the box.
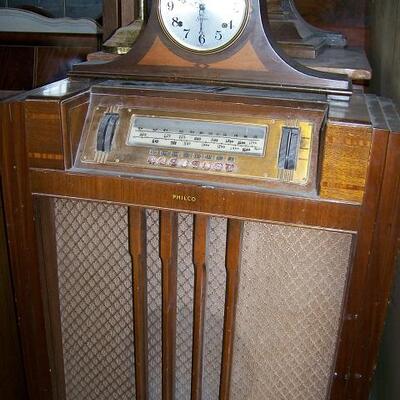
[199,34,206,45]
[215,31,223,40]
[167,1,174,11]
[172,17,183,27]
[222,20,234,29]
[183,29,190,39]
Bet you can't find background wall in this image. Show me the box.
[368,0,400,107]
[0,0,102,19]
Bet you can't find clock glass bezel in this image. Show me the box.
[157,0,250,54]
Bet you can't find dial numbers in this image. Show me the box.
[158,0,249,52]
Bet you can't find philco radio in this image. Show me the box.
[1,1,399,400]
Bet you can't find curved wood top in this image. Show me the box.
[72,0,352,97]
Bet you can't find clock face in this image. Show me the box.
[158,0,249,53]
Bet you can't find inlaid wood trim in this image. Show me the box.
[220,219,244,400]
[128,207,149,400]
[159,211,178,400]
[191,215,209,400]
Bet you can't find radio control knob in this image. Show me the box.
[191,160,200,169]
[202,161,211,171]
[147,156,157,165]
[278,127,300,171]
[225,163,235,173]
[213,162,224,171]
[178,159,189,168]
[96,113,119,153]
[168,158,178,167]
[157,157,167,165]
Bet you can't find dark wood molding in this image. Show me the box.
[330,127,390,398]
[160,211,178,400]
[354,131,400,399]
[34,197,66,400]
[0,101,53,399]
[29,169,361,232]
[0,188,28,400]
[129,207,149,400]
[191,215,209,400]
[219,219,243,400]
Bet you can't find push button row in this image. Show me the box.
[147,156,236,173]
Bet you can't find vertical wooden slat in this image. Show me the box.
[129,207,149,400]
[35,197,66,400]
[220,219,244,400]
[159,211,178,400]
[191,215,209,400]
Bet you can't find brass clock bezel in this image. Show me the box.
[157,0,250,55]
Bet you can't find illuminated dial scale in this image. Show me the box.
[80,108,314,186]
[128,116,266,156]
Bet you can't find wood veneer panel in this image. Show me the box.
[0,190,28,400]
[191,215,209,400]
[353,133,400,399]
[129,207,149,400]
[320,123,373,203]
[1,100,53,399]
[330,128,389,399]
[25,100,64,169]
[30,170,361,232]
[34,197,66,400]
[219,219,243,400]
[160,211,178,400]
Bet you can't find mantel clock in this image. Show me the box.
[1,2,399,400]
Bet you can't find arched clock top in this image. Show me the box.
[73,0,351,98]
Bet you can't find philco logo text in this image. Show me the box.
[172,194,197,203]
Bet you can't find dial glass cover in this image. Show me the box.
[158,0,249,52]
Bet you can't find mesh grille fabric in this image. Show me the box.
[202,218,227,400]
[176,214,195,399]
[54,199,136,400]
[53,199,351,400]
[146,209,163,400]
[231,222,352,400]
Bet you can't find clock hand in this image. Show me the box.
[198,3,206,36]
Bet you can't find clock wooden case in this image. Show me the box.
[73,0,351,96]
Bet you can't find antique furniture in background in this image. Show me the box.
[0,8,101,91]
[268,0,347,59]
[1,1,399,400]
[268,0,371,81]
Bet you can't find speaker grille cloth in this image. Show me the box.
[54,199,136,400]
[53,198,351,400]
[146,210,162,399]
[231,223,352,400]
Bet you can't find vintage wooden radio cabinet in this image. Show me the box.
[1,1,399,400]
